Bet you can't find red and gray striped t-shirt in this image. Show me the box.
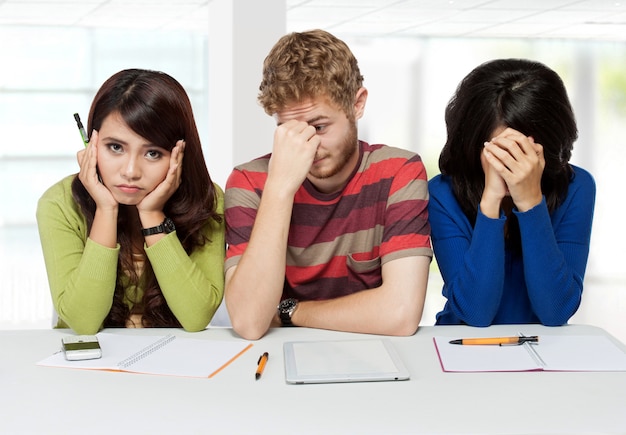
[225,141,432,301]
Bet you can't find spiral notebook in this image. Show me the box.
[37,332,253,378]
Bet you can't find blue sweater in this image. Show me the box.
[428,165,595,326]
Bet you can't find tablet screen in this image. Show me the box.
[283,338,410,384]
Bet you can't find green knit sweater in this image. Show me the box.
[36,175,225,334]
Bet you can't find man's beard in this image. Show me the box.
[309,123,358,180]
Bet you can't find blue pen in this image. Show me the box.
[73,113,89,147]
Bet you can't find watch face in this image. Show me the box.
[163,218,176,233]
[278,298,297,326]
[281,298,297,313]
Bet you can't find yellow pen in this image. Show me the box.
[255,352,269,380]
[73,113,89,147]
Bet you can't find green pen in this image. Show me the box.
[73,113,89,147]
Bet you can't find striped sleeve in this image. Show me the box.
[382,153,431,262]
[356,145,431,263]
[224,157,269,271]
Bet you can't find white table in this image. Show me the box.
[1,324,625,434]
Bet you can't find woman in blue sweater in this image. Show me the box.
[429,58,595,326]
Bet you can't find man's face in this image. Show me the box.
[275,96,360,192]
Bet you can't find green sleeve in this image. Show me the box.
[36,176,119,334]
[145,183,226,331]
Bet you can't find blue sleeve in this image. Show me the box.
[516,167,596,326]
[428,175,508,326]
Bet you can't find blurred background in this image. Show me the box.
[1,0,624,341]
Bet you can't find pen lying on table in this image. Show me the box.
[449,336,539,346]
[255,352,269,380]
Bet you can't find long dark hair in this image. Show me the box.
[71,69,221,327]
[439,58,577,251]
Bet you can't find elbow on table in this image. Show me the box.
[451,304,500,327]
[468,319,494,328]
[388,309,421,336]
[224,295,271,340]
[538,315,569,327]
[57,310,102,335]
[392,322,419,336]
[177,292,223,332]
[536,301,580,327]
[70,321,102,336]
[230,317,269,341]
[179,318,211,333]
[460,313,496,328]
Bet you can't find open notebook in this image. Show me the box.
[37,332,252,378]
[433,335,626,372]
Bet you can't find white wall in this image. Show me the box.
[1,12,624,341]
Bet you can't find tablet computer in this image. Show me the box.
[283,338,410,384]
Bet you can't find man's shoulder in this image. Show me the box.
[227,154,271,192]
[363,142,418,161]
[360,143,423,178]
[233,154,271,173]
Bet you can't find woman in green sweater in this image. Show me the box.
[37,69,225,334]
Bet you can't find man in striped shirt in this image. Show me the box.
[224,29,432,340]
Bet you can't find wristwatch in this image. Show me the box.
[277,298,298,326]
[142,217,176,236]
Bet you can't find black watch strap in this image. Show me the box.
[142,217,176,236]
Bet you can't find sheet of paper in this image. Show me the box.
[37,332,252,378]
[536,335,626,371]
[434,337,540,372]
[434,335,626,372]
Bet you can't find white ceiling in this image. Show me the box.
[0,0,625,41]
[288,0,626,40]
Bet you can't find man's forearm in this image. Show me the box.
[225,187,295,339]
[292,288,421,336]
[290,256,430,336]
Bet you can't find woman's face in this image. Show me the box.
[96,112,171,206]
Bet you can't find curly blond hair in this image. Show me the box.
[258,29,364,118]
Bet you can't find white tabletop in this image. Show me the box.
[1,324,625,434]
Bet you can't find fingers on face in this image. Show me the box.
[280,120,317,140]
[168,140,185,183]
[491,129,541,156]
[488,139,537,168]
[484,140,512,165]
[175,140,185,162]
[87,130,99,152]
[483,146,507,173]
[77,133,98,167]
